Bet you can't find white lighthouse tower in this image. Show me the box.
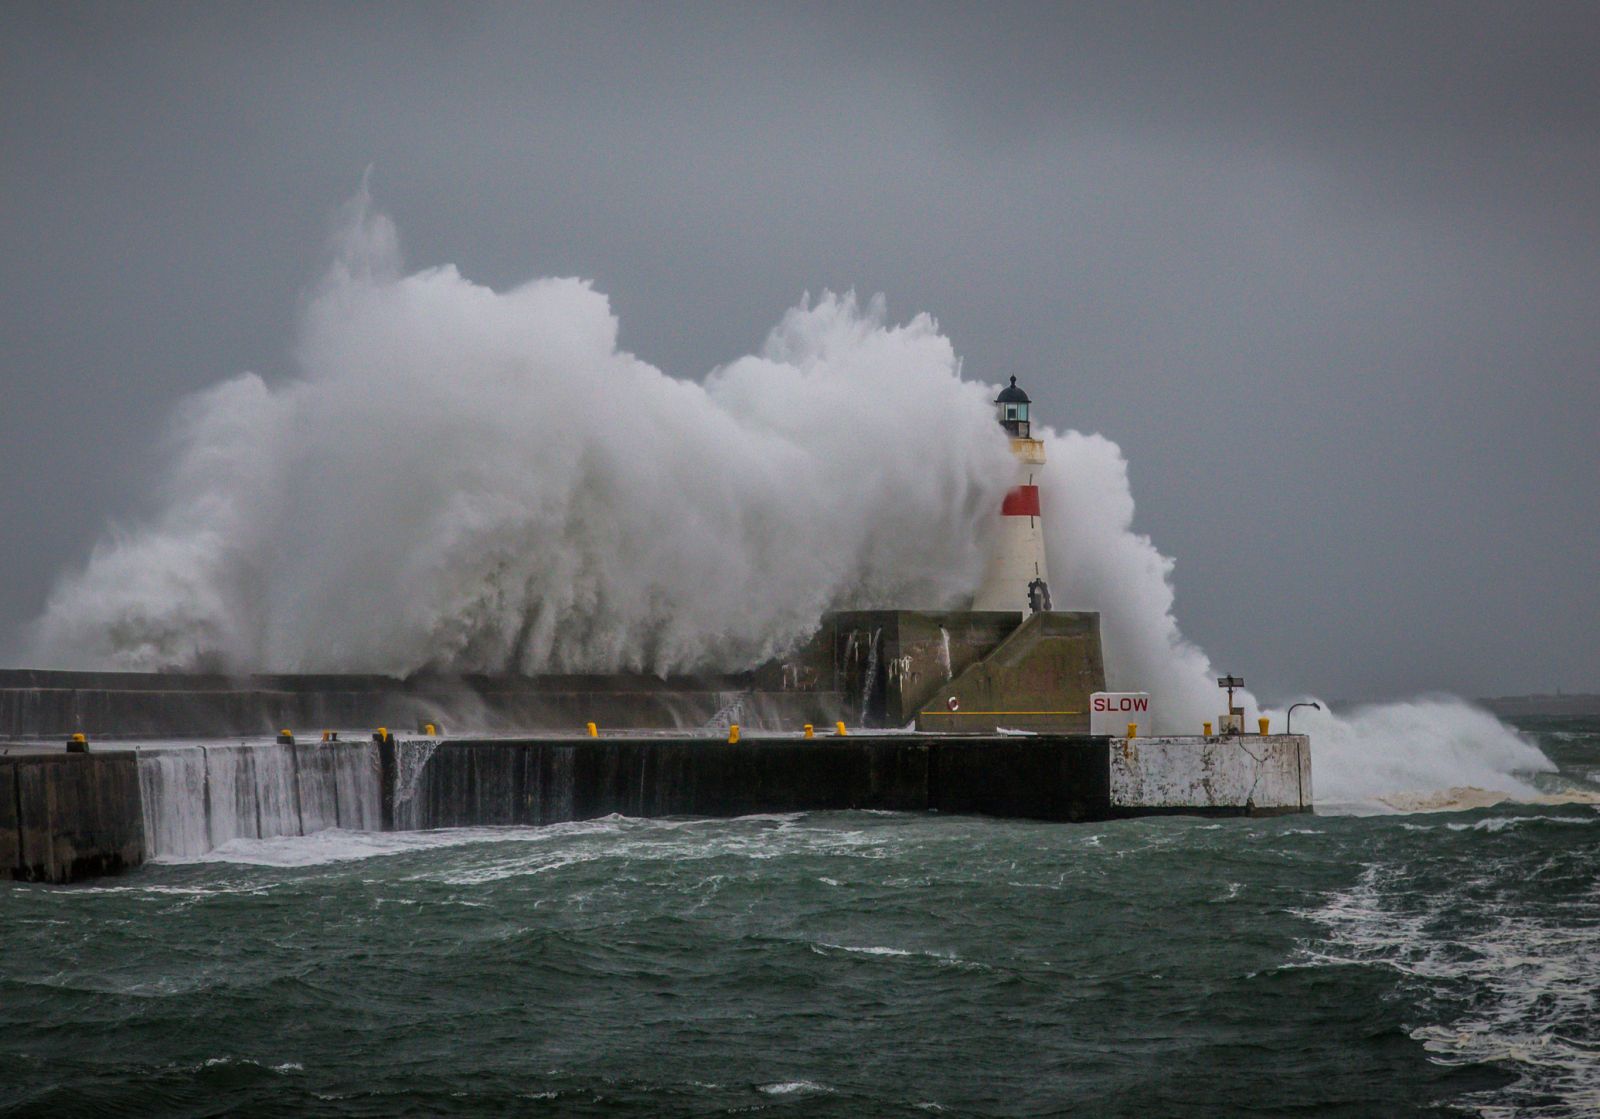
[972,376,1053,615]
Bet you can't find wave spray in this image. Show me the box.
[29,193,1550,804]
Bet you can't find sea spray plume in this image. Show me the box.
[1286,698,1553,805]
[32,195,1013,674]
[1037,430,1220,725]
[29,192,1553,805]
[1035,424,1553,803]
[30,374,289,669]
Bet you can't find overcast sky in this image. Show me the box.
[3,1,1596,701]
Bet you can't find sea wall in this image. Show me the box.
[137,740,382,859]
[814,611,1023,725]
[388,734,1196,831]
[2,751,144,883]
[1109,735,1312,815]
[5,732,1311,882]
[915,612,1107,734]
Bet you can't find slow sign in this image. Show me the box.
[1089,691,1152,736]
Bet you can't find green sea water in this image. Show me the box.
[2,717,1595,1117]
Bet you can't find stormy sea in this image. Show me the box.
[1,715,1594,1118]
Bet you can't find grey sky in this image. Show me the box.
[3,1,1596,701]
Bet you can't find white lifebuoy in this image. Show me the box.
[946,696,960,712]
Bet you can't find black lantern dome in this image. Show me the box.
[995,376,1032,437]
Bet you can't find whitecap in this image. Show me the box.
[757,1081,833,1097]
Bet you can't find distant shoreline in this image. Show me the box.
[1479,694,1600,717]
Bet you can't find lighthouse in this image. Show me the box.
[972,376,1052,615]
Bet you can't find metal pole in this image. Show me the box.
[1286,701,1320,735]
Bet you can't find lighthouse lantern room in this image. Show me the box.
[996,376,1031,437]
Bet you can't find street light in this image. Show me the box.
[1286,701,1321,734]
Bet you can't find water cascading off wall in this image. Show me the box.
[136,741,382,859]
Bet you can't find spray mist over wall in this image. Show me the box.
[29,193,1550,804]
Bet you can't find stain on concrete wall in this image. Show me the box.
[1109,735,1311,813]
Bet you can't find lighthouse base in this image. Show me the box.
[766,610,1106,732]
[913,611,1106,734]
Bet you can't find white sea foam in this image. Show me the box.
[163,811,909,871]
[179,826,547,867]
[757,1080,834,1097]
[1287,699,1554,807]
[1299,862,1600,1117]
[810,941,990,971]
[27,189,1551,803]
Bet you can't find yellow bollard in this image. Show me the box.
[1126,723,1137,739]
[1202,721,1212,737]
[586,721,598,738]
[1258,717,1271,735]
[277,729,295,745]
[67,732,89,753]
[834,721,848,737]
[728,724,740,744]
[803,724,814,739]
[423,723,437,736]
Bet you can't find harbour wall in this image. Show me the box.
[1,751,144,883]
[4,733,1310,883]
[0,609,1105,741]
[390,733,1310,831]
[385,736,1116,831]
[1109,735,1311,814]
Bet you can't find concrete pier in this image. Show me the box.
[0,609,1309,883]
[2,751,144,883]
[383,733,1309,832]
[385,735,1117,830]
[4,732,1310,883]
[1111,734,1312,815]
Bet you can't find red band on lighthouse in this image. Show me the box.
[1000,485,1040,517]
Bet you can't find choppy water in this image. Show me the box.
[2,717,1596,1117]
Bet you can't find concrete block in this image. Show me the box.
[0,762,19,875]
[10,752,145,882]
[916,612,1106,734]
[1109,735,1311,815]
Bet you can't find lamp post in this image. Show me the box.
[1286,701,1321,734]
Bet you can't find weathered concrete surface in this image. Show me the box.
[770,610,1020,727]
[0,761,19,875]
[915,612,1106,734]
[1109,734,1311,815]
[930,738,1110,821]
[4,752,145,882]
[392,734,1133,830]
[392,737,951,829]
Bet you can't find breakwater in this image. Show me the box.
[1,751,143,882]
[4,732,1310,882]
[0,609,1103,742]
[384,736,1115,831]
[138,740,381,859]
